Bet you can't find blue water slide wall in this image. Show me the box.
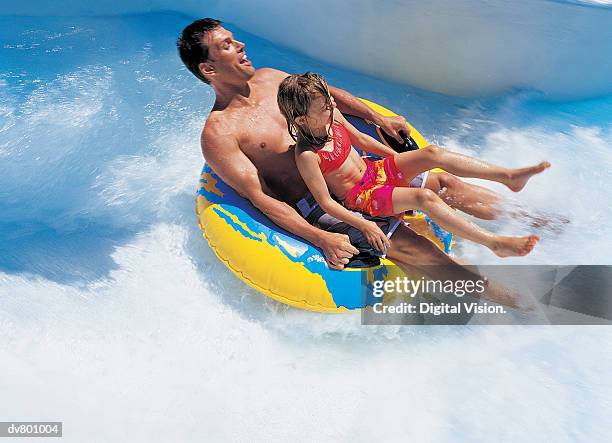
[3,0,612,100]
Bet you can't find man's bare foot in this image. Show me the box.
[505,162,551,192]
[523,211,570,232]
[490,235,540,257]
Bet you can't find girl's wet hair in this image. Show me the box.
[277,72,333,146]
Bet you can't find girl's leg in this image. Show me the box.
[394,145,550,192]
[392,187,539,257]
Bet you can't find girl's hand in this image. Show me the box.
[360,220,391,253]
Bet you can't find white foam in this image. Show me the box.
[2,225,611,441]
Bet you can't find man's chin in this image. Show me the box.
[239,71,255,83]
[243,64,256,77]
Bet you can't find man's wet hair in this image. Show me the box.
[277,72,333,145]
[177,18,222,84]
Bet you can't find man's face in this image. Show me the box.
[200,27,255,83]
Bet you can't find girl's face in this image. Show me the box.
[302,92,336,132]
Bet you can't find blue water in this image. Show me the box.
[1,12,611,442]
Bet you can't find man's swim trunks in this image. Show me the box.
[296,193,401,268]
[344,156,429,217]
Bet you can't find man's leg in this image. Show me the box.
[386,222,464,267]
[424,171,501,220]
[425,171,570,230]
[386,223,521,308]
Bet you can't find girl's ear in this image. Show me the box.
[295,115,306,126]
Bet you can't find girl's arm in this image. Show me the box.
[295,148,390,252]
[334,109,397,158]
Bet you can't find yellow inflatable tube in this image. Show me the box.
[196,99,452,312]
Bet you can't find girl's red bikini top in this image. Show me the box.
[316,122,352,174]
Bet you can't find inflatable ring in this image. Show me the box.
[196,99,452,312]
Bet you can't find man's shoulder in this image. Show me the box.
[202,111,225,138]
[201,111,236,154]
[254,67,289,81]
[203,109,226,130]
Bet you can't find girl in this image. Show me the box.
[277,72,548,257]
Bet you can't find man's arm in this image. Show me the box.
[264,67,411,144]
[335,110,396,158]
[202,127,359,268]
[328,85,410,144]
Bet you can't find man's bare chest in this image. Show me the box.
[236,111,293,157]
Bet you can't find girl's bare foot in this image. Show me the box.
[505,162,551,192]
[490,235,540,257]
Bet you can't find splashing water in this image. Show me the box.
[1,13,611,441]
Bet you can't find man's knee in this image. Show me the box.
[436,171,462,190]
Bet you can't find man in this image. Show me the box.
[177,18,517,304]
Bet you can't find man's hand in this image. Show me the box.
[328,86,411,144]
[318,232,360,270]
[374,114,411,144]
